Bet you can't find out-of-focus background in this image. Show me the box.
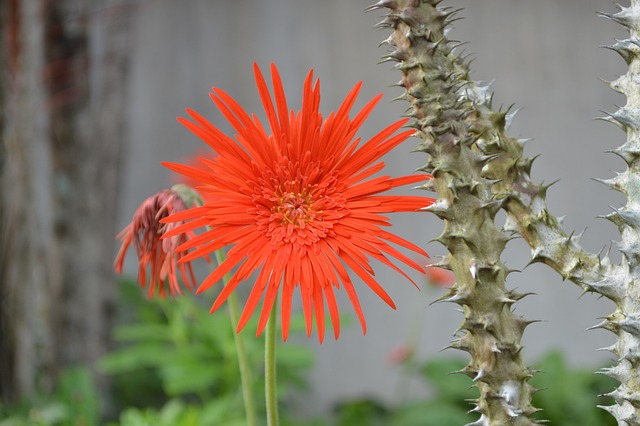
[0,0,630,423]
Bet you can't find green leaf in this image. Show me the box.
[530,351,616,425]
[113,324,172,342]
[118,408,155,426]
[420,357,476,401]
[31,403,69,425]
[99,343,172,373]
[334,398,388,426]
[0,418,26,426]
[56,366,99,425]
[199,395,240,424]
[160,360,222,396]
[390,401,473,426]
[157,399,186,424]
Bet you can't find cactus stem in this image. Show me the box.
[373,0,539,423]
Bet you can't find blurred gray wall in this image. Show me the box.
[118,0,628,416]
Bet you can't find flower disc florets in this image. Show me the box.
[252,157,344,247]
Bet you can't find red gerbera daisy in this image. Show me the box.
[162,63,434,342]
[115,187,199,298]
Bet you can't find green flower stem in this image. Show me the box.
[265,299,279,426]
[214,250,257,426]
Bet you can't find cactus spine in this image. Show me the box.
[371,1,538,423]
[372,0,640,423]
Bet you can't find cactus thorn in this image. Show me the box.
[598,109,640,130]
[364,0,397,12]
[464,415,490,426]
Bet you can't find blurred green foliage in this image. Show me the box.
[0,279,620,425]
[0,367,98,426]
[333,352,617,426]
[529,351,617,425]
[100,279,314,425]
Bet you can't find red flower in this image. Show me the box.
[115,188,198,298]
[163,63,435,341]
[171,147,219,195]
[423,260,456,288]
[387,344,415,365]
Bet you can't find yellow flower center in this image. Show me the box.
[274,190,316,228]
[252,157,346,247]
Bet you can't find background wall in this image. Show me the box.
[117,0,628,416]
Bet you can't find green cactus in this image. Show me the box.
[372,0,640,424]
[369,1,539,424]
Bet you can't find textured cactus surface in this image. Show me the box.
[370,0,539,424]
[478,3,640,423]
[371,0,640,424]
[595,3,640,423]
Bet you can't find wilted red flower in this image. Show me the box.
[115,188,198,298]
[163,63,435,342]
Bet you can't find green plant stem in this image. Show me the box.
[215,250,257,426]
[265,299,279,426]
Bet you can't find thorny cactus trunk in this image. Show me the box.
[371,1,538,424]
[372,0,640,424]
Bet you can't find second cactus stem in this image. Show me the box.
[371,0,538,423]
[593,2,640,422]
